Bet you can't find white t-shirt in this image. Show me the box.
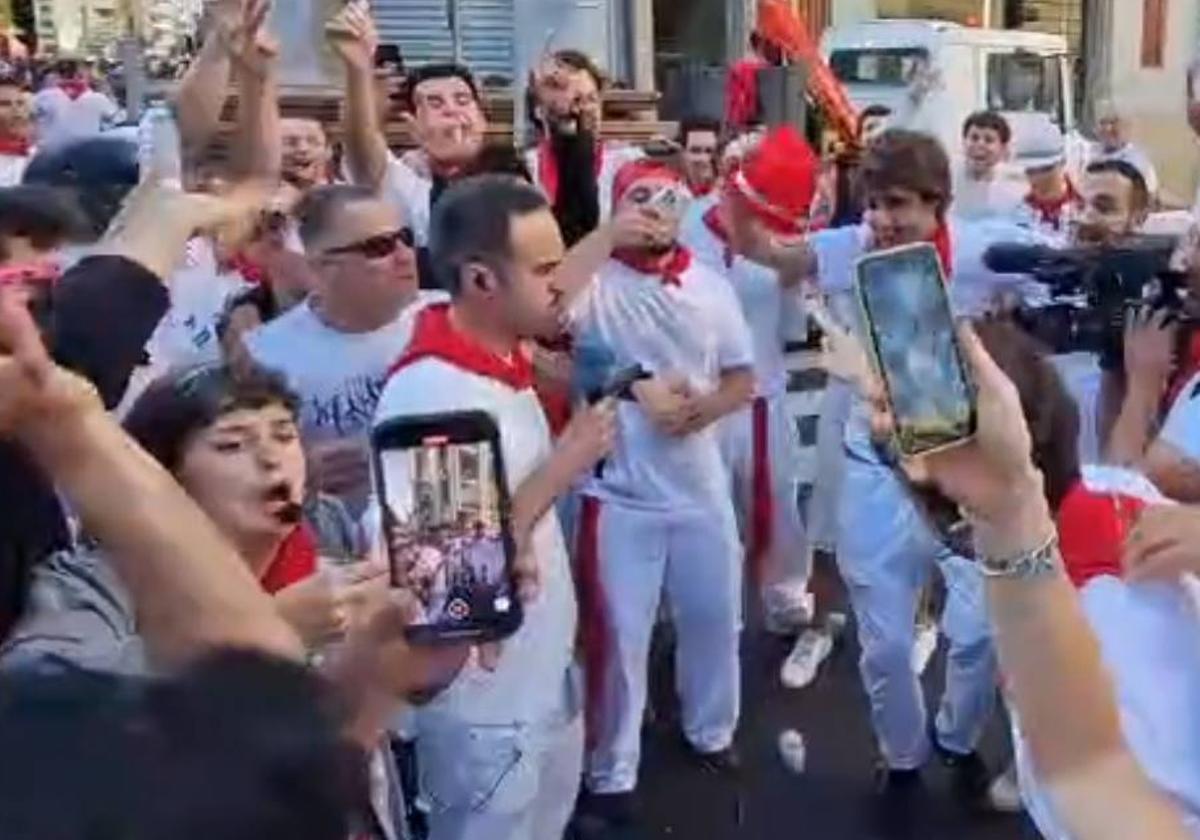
[1088,142,1161,198]
[526,141,644,220]
[1160,371,1200,464]
[32,87,119,149]
[244,290,446,445]
[950,161,1028,222]
[568,257,755,512]
[379,153,433,246]
[0,151,29,187]
[373,354,577,728]
[680,207,798,398]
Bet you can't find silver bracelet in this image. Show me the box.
[979,534,1061,579]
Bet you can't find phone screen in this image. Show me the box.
[855,243,975,456]
[372,412,522,643]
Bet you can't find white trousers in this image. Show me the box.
[419,710,583,840]
[837,450,997,769]
[577,496,742,794]
[720,395,812,622]
[1051,352,1102,464]
[809,380,853,554]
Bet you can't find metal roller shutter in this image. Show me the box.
[374,0,516,82]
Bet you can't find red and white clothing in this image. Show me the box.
[681,204,812,625]
[569,252,754,794]
[373,304,582,840]
[0,135,30,186]
[1013,182,1084,243]
[31,84,118,150]
[1015,466,1200,839]
[525,140,643,223]
[950,162,1027,223]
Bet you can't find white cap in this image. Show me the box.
[1016,119,1066,171]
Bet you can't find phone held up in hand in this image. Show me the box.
[371,411,523,644]
[854,242,976,457]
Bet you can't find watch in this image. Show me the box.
[978,534,1061,579]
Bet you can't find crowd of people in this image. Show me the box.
[4,2,1200,839]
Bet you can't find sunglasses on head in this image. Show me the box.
[326,227,415,259]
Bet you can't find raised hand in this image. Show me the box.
[326,0,378,73]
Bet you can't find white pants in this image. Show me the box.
[419,710,583,840]
[809,380,853,555]
[837,449,997,769]
[720,395,811,622]
[1051,352,1102,463]
[577,496,742,794]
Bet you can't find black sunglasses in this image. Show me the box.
[326,227,415,259]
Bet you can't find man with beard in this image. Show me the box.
[281,117,333,190]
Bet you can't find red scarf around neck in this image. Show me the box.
[1056,480,1145,590]
[611,245,692,287]
[58,79,89,101]
[702,205,736,268]
[389,303,534,390]
[260,522,319,594]
[536,138,605,205]
[1025,180,1080,228]
[690,179,716,198]
[0,134,30,157]
[930,222,953,277]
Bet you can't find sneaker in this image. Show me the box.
[987,763,1023,813]
[684,742,742,776]
[872,766,924,840]
[572,790,638,835]
[780,627,834,689]
[912,622,938,675]
[938,748,991,810]
[777,729,807,774]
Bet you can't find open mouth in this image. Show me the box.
[263,481,302,525]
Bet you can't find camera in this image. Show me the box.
[983,236,1193,366]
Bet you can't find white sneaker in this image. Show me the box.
[777,729,807,774]
[912,623,939,675]
[780,628,833,689]
[987,764,1023,813]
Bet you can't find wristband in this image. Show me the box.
[978,533,1061,579]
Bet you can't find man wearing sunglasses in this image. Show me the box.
[244,184,443,516]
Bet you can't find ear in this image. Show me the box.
[462,261,498,295]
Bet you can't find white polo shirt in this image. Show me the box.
[525,140,644,221]
[373,352,577,729]
[568,256,755,512]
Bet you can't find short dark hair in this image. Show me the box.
[0,186,91,262]
[403,63,481,113]
[857,104,892,135]
[428,174,549,294]
[860,129,952,215]
[962,110,1012,144]
[1085,158,1151,211]
[678,116,721,145]
[122,364,299,475]
[295,184,378,251]
[551,49,605,91]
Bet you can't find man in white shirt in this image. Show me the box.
[1013,119,1083,243]
[0,76,31,186]
[678,116,721,200]
[679,126,831,687]
[572,159,755,827]
[245,184,442,515]
[1089,100,1160,202]
[951,111,1026,222]
[374,174,614,840]
[31,59,118,150]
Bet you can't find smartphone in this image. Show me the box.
[855,243,976,456]
[371,411,523,644]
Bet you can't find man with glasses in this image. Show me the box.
[244,184,443,515]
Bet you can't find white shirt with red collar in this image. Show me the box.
[525,140,643,222]
[567,252,755,513]
[1015,465,1200,839]
[0,145,29,187]
[1013,182,1084,245]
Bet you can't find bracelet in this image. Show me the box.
[978,533,1061,579]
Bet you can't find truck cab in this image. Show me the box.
[821,19,1075,165]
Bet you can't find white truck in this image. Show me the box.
[821,19,1080,169]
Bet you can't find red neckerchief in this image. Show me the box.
[260,522,319,594]
[690,179,716,198]
[1056,480,1145,589]
[0,135,30,156]
[390,303,534,390]
[1025,180,1080,229]
[58,79,88,101]
[611,245,692,287]
[536,138,605,205]
[225,253,268,286]
[702,206,735,268]
[931,222,953,278]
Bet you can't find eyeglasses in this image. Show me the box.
[325,227,415,259]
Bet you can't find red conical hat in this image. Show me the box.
[730,125,818,234]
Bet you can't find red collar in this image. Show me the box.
[260,523,318,594]
[0,135,30,157]
[58,79,88,101]
[690,179,716,198]
[390,303,534,390]
[1025,181,1080,228]
[223,252,268,285]
[536,138,605,204]
[1057,480,1145,589]
[930,222,953,277]
[702,206,735,268]
[611,245,692,287]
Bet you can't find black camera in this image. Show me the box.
[983,236,1192,367]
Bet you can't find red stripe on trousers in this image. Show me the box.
[575,496,608,750]
[748,396,774,585]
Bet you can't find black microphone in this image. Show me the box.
[982,243,1070,275]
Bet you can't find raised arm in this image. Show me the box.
[1,293,303,669]
[227,0,282,180]
[172,3,235,156]
[328,2,390,190]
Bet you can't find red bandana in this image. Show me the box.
[702,206,735,268]
[536,138,605,205]
[931,222,953,278]
[260,522,319,594]
[390,303,534,390]
[1056,480,1145,590]
[1024,181,1081,229]
[225,252,268,286]
[690,179,716,198]
[611,245,692,287]
[0,135,30,157]
[58,79,88,101]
